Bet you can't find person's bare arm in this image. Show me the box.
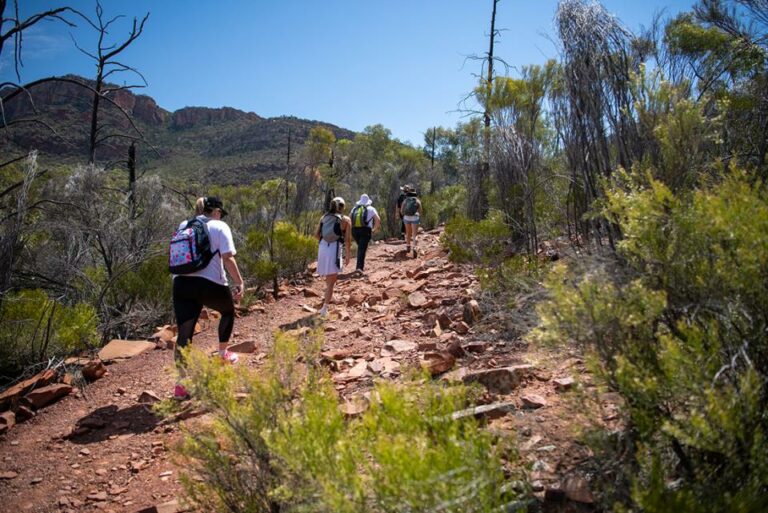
[222,252,244,301]
[343,217,352,265]
[373,212,381,233]
[315,219,322,241]
[417,200,423,216]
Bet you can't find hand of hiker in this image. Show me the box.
[232,283,244,301]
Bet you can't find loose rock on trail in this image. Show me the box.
[0,227,608,512]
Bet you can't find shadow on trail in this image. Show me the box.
[279,314,323,332]
[67,404,159,444]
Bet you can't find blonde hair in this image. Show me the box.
[329,196,346,214]
[194,197,206,215]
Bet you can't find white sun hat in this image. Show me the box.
[357,193,373,206]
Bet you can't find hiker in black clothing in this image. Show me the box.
[396,186,407,239]
[350,193,381,274]
[400,185,422,258]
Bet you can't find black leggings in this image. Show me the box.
[352,227,372,271]
[173,276,235,357]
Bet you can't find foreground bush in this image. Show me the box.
[241,221,316,293]
[442,211,510,264]
[174,332,526,512]
[532,169,768,512]
[0,289,97,380]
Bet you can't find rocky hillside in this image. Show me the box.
[1,75,356,184]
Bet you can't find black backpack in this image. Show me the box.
[403,196,419,216]
[168,217,217,274]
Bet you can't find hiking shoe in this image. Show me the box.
[319,304,329,318]
[220,350,239,364]
[173,384,190,401]
[354,268,364,277]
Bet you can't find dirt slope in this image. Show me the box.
[0,229,608,513]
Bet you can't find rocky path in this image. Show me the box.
[0,229,607,512]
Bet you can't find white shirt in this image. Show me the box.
[353,204,379,229]
[176,215,236,286]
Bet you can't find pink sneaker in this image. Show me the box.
[220,350,239,364]
[173,384,190,401]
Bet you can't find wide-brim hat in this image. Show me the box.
[357,193,373,206]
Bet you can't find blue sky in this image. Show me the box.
[5,1,694,146]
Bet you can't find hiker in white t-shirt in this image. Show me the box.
[171,196,244,400]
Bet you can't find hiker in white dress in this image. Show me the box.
[315,197,351,317]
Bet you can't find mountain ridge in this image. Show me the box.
[1,75,356,185]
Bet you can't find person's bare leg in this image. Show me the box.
[405,223,412,255]
[321,274,338,315]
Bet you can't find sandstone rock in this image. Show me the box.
[430,321,443,338]
[339,396,369,418]
[321,349,352,361]
[420,351,456,376]
[369,357,400,376]
[462,365,534,394]
[368,270,391,283]
[81,360,107,382]
[138,390,161,404]
[87,491,108,501]
[0,369,57,409]
[462,299,482,325]
[23,384,72,409]
[383,288,403,300]
[462,341,487,353]
[228,340,256,353]
[407,291,428,308]
[0,411,15,433]
[554,376,575,391]
[451,401,516,421]
[445,338,466,358]
[149,325,176,345]
[135,498,182,513]
[417,341,437,352]
[382,339,417,356]
[347,292,366,307]
[15,405,34,422]
[301,288,321,298]
[98,340,155,362]
[402,280,427,294]
[452,321,470,335]
[437,311,452,329]
[347,360,369,379]
[563,475,595,504]
[301,304,317,313]
[0,471,18,480]
[521,393,547,409]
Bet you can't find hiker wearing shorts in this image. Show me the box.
[315,197,351,317]
[350,193,381,274]
[399,185,422,258]
[171,196,244,400]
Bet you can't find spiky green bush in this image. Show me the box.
[241,221,316,290]
[174,331,526,513]
[0,289,98,378]
[532,168,768,512]
[442,211,511,264]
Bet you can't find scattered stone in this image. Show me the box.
[227,340,256,354]
[79,448,91,456]
[407,291,428,308]
[301,288,320,298]
[347,292,366,307]
[23,384,73,409]
[462,299,482,325]
[402,280,427,294]
[521,393,547,409]
[445,337,466,358]
[452,321,470,335]
[369,357,400,376]
[554,376,575,391]
[462,365,534,394]
[347,360,369,379]
[382,288,403,300]
[0,471,18,480]
[451,401,516,421]
[87,491,108,501]
[339,396,369,418]
[109,485,128,495]
[420,351,456,376]
[368,270,391,283]
[544,487,566,504]
[138,390,161,404]
[563,476,595,503]
[0,369,57,410]
[30,476,43,484]
[149,326,176,346]
[98,340,155,362]
[15,405,34,422]
[301,304,317,314]
[381,339,417,356]
[0,411,15,433]
[462,341,487,353]
[430,321,443,338]
[437,311,452,329]
[417,341,437,352]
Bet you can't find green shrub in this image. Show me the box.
[0,289,98,378]
[421,184,467,230]
[174,331,526,513]
[442,211,511,264]
[241,221,316,290]
[531,169,768,512]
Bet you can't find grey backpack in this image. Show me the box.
[320,214,342,242]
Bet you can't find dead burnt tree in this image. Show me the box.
[554,0,643,248]
[468,0,501,221]
[73,1,149,164]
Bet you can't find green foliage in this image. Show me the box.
[531,169,768,512]
[0,289,97,377]
[174,331,525,513]
[241,221,316,289]
[442,212,510,264]
[420,184,466,230]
